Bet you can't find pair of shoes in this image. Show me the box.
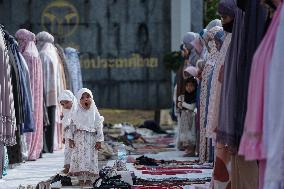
[50,181,61,188]
[113,160,127,171]
[99,166,116,179]
[135,155,158,166]
[50,174,72,186]
[61,176,72,186]
[93,175,131,189]
[93,177,103,188]
[50,174,61,184]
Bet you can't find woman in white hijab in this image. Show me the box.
[58,90,77,174]
[69,88,104,186]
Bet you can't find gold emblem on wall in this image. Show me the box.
[41,0,79,37]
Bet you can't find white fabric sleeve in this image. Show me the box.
[182,102,195,111]
[65,124,75,140]
[94,106,104,142]
[64,126,72,139]
[95,116,104,142]
[96,122,104,142]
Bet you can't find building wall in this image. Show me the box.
[0,0,203,109]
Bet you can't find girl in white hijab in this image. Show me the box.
[58,90,77,174]
[69,88,104,186]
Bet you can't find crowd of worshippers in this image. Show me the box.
[174,0,283,188]
[173,17,225,159]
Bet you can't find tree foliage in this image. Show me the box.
[204,0,220,26]
[163,51,183,72]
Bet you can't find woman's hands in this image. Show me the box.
[95,142,102,150]
[69,139,75,148]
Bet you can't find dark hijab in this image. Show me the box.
[218,0,237,33]
[184,77,197,104]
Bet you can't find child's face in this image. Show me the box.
[183,71,190,79]
[185,82,195,93]
[80,92,92,110]
[221,15,233,25]
[60,100,72,110]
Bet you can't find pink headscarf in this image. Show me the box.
[190,38,203,55]
[15,28,43,160]
[184,66,198,77]
[15,29,36,53]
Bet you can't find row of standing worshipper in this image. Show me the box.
[210,1,283,188]
[174,19,225,159]
[174,0,284,189]
[0,27,83,178]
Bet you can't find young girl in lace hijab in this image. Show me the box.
[69,88,104,186]
[58,90,77,174]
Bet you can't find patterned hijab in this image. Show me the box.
[15,29,37,55]
[218,0,237,18]
[206,19,222,30]
[73,88,104,132]
[206,26,224,66]
[58,90,77,127]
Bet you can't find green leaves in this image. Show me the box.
[163,51,184,72]
[204,0,220,26]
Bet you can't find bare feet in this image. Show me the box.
[69,139,75,148]
[62,164,70,174]
[62,168,69,174]
[79,180,85,187]
[85,180,92,186]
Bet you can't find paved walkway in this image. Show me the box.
[1,151,64,189]
[0,150,213,189]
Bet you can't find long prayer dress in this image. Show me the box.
[20,52,35,160]
[206,33,232,146]
[64,47,83,94]
[0,28,16,146]
[69,108,104,179]
[235,0,267,150]
[36,32,59,153]
[234,3,267,189]
[205,48,220,141]
[199,68,210,163]
[198,41,221,164]
[4,33,27,164]
[199,44,220,163]
[0,27,17,177]
[16,29,44,160]
[55,44,71,90]
[217,6,245,152]
[207,33,232,189]
[176,95,196,151]
[58,90,77,169]
[238,3,281,164]
[238,4,283,189]
[264,3,284,188]
[216,2,261,189]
